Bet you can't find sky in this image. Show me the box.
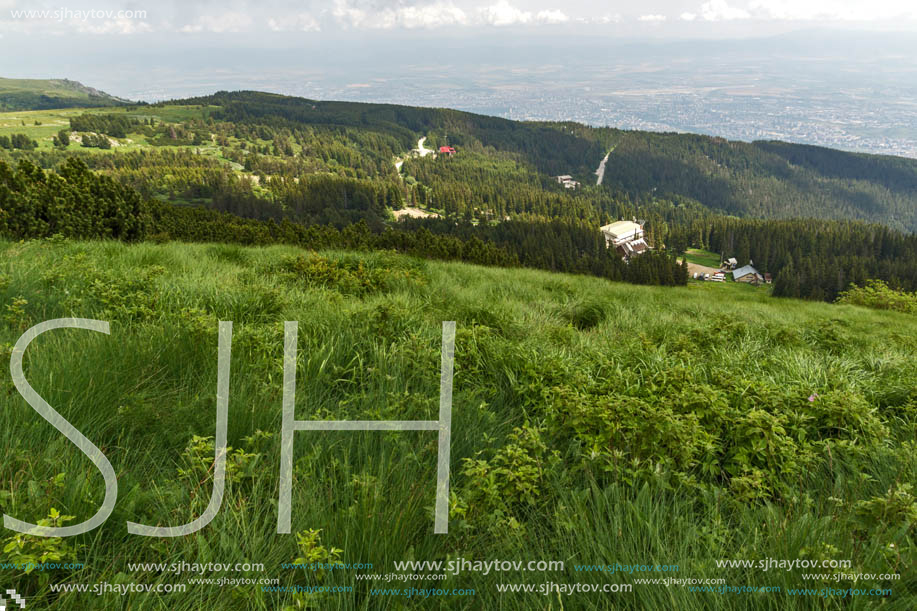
[1,0,916,37]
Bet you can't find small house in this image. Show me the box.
[724,257,738,269]
[733,265,764,284]
[438,146,455,156]
[554,175,579,189]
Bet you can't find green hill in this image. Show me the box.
[3,88,917,231]
[600,131,917,233]
[0,77,129,111]
[172,91,917,232]
[0,238,913,609]
[3,91,917,303]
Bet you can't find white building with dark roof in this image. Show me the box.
[600,220,649,259]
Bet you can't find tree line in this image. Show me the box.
[668,216,917,301]
[0,158,687,288]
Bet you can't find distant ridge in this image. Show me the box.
[174,90,917,232]
[2,81,916,232]
[0,77,131,111]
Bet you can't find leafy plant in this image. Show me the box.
[2,508,83,585]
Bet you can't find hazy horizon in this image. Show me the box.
[4,2,917,157]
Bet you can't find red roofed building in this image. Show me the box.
[438,146,455,155]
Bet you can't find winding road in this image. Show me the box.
[415,136,433,157]
[394,136,433,174]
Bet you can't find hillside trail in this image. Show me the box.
[393,136,432,174]
[595,148,613,185]
[415,136,433,156]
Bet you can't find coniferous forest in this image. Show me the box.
[1,90,917,301]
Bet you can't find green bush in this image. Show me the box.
[836,279,917,313]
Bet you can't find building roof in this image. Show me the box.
[733,264,762,280]
[617,238,649,258]
[439,146,455,153]
[725,257,737,265]
[600,220,642,238]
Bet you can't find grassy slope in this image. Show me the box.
[0,78,127,111]
[0,239,914,610]
[683,248,722,269]
[0,106,217,151]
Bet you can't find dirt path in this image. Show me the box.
[393,207,439,220]
[391,138,440,219]
[393,136,431,175]
[680,260,722,278]
[415,136,433,157]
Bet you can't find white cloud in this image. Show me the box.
[477,1,532,26]
[333,1,572,29]
[400,3,469,28]
[597,13,622,24]
[7,0,915,37]
[672,1,917,23]
[535,9,569,24]
[76,18,153,35]
[180,12,252,33]
[331,0,371,28]
[699,0,751,21]
[748,0,917,21]
[473,1,567,26]
[268,14,320,32]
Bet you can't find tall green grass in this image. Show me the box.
[0,238,914,609]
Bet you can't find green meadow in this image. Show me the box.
[0,238,914,609]
[0,78,126,112]
[0,106,224,152]
[683,249,723,269]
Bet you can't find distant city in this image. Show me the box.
[294,79,917,159]
[19,30,917,159]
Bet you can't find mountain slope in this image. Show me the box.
[171,91,917,231]
[600,131,917,233]
[1,238,913,609]
[2,86,915,230]
[0,77,129,111]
